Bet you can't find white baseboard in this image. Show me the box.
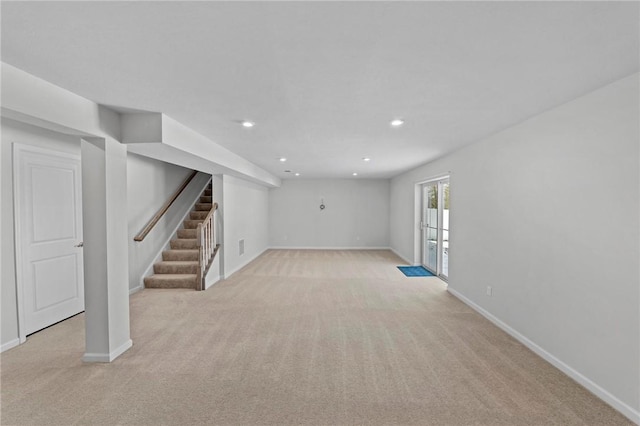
[389,247,414,265]
[224,247,269,279]
[83,339,133,363]
[0,338,20,353]
[129,284,143,295]
[447,287,640,425]
[269,246,391,250]
[204,275,221,290]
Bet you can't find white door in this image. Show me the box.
[14,144,84,336]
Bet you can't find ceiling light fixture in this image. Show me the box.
[279,157,287,162]
[363,157,371,162]
[295,173,300,176]
[241,121,255,128]
[390,119,404,127]
[352,172,358,176]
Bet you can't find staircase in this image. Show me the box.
[144,183,213,289]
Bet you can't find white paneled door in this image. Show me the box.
[14,144,84,337]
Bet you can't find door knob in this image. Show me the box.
[74,242,84,247]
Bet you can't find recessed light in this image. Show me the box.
[241,121,255,128]
[352,172,358,176]
[390,119,404,127]
[279,157,287,162]
[363,157,371,162]
[295,173,300,176]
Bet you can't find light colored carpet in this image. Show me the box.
[0,249,632,425]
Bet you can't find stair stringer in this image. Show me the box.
[132,173,212,293]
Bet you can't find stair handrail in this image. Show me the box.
[196,202,219,291]
[134,171,198,242]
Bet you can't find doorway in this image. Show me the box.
[13,144,85,339]
[420,177,449,280]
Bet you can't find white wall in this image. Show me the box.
[390,74,639,420]
[126,153,199,292]
[222,174,269,277]
[1,118,81,350]
[269,179,390,249]
[0,116,3,350]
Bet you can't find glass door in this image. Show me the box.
[421,178,450,279]
[421,183,439,273]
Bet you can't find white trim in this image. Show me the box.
[415,176,451,276]
[11,144,26,344]
[0,338,20,353]
[414,172,451,185]
[83,339,133,363]
[389,247,414,265]
[413,183,422,266]
[447,287,640,425]
[269,246,391,250]
[224,247,270,279]
[204,275,221,290]
[12,143,82,343]
[129,285,143,295]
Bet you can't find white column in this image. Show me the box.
[81,137,132,362]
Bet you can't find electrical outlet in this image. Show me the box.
[486,286,492,297]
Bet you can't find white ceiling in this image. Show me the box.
[2,2,638,179]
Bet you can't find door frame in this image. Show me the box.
[12,143,83,343]
[420,181,439,273]
[436,178,449,280]
[414,174,450,280]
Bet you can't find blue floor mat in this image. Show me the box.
[397,266,435,277]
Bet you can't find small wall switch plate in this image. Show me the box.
[486,286,492,296]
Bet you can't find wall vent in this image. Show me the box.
[239,239,245,256]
